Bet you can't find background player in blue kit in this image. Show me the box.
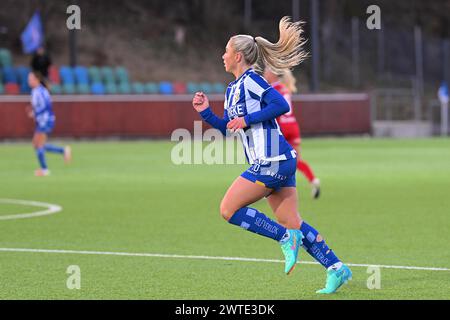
[192,17,352,294]
[27,71,71,176]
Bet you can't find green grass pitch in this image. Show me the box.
[0,137,449,299]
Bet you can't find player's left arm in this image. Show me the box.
[245,88,290,124]
[227,88,289,131]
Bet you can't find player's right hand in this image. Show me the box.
[25,105,34,118]
[192,92,209,112]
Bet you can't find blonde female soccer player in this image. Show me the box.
[27,71,71,176]
[192,17,351,294]
[263,68,321,199]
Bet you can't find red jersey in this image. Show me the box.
[272,82,298,125]
[272,81,302,147]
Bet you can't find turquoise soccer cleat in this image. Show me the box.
[316,264,352,294]
[280,229,304,275]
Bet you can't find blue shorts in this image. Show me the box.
[35,120,55,134]
[241,158,297,191]
[35,113,55,134]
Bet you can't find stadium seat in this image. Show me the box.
[4,83,20,94]
[74,66,89,85]
[172,82,187,94]
[63,83,76,94]
[159,81,173,95]
[19,83,31,94]
[0,83,4,94]
[48,65,60,84]
[0,48,13,67]
[115,66,129,84]
[132,82,145,94]
[199,82,213,94]
[91,82,105,95]
[186,82,199,94]
[15,66,30,77]
[2,66,17,83]
[144,82,158,94]
[77,83,90,94]
[88,66,102,83]
[105,82,118,94]
[117,82,131,94]
[59,66,75,84]
[101,66,115,84]
[212,82,226,94]
[16,66,31,93]
[49,84,62,94]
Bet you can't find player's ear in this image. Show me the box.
[235,51,242,63]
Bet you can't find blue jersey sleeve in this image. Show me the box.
[199,106,229,136]
[243,87,289,125]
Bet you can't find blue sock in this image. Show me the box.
[44,144,64,154]
[35,148,48,169]
[300,221,341,269]
[229,207,288,242]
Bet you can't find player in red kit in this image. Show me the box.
[264,68,321,199]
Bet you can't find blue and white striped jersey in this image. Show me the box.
[225,68,296,164]
[31,84,55,125]
[31,84,52,115]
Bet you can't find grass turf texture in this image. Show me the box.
[0,138,449,299]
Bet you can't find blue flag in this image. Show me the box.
[20,12,44,54]
[438,82,449,104]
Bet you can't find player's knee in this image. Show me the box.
[219,201,235,221]
[32,136,44,149]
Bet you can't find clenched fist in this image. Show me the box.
[192,92,209,112]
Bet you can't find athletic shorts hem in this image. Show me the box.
[240,158,297,191]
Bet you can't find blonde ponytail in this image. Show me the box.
[254,16,308,74]
[230,16,308,76]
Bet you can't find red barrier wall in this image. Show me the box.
[0,94,371,139]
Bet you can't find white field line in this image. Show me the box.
[0,247,448,272]
[0,199,62,220]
